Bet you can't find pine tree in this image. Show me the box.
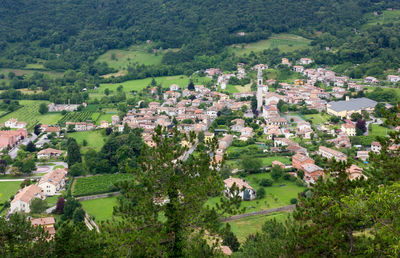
[67,138,82,167]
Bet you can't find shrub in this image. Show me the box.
[256,188,266,199]
[260,178,273,187]
[290,198,298,204]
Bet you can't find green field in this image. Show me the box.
[304,113,332,124]
[81,196,119,222]
[72,174,133,197]
[207,173,305,213]
[0,100,63,128]
[368,124,393,137]
[228,212,290,242]
[229,33,311,55]
[96,44,176,71]
[363,10,400,29]
[96,113,117,125]
[0,68,64,79]
[96,75,211,96]
[0,181,21,204]
[68,129,108,152]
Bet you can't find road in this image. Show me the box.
[9,133,38,159]
[221,204,296,222]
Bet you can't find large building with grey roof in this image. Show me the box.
[326,97,377,118]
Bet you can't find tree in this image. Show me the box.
[241,157,262,173]
[0,159,7,175]
[222,224,240,252]
[104,88,110,96]
[0,213,52,257]
[30,198,48,214]
[197,131,205,143]
[19,158,36,174]
[73,208,85,223]
[187,80,194,90]
[62,197,82,220]
[67,138,82,167]
[256,188,266,199]
[350,113,362,122]
[102,126,241,256]
[38,103,48,115]
[330,116,340,123]
[271,165,283,181]
[26,142,36,152]
[55,197,65,214]
[260,178,273,187]
[290,198,298,204]
[356,119,366,136]
[69,163,86,177]
[33,124,41,135]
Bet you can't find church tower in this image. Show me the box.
[257,66,263,111]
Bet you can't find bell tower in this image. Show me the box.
[257,66,263,111]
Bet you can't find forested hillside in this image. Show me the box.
[0,0,399,70]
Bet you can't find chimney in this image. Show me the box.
[346,96,350,101]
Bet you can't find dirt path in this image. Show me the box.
[221,204,296,222]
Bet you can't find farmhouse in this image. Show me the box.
[37,148,64,159]
[38,168,68,196]
[388,75,400,83]
[5,118,27,129]
[300,58,313,65]
[341,122,356,136]
[41,125,61,135]
[10,184,43,213]
[326,97,377,118]
[371,141,382,153]
[223,177,256,201]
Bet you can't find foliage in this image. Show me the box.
[222,223,240,252]
[38,103,48,115]
[256,188,266,199]
[271,165,283,181]
[30,198,48,214]
[69,163,86,177]
[259,178,273,187]
[67,138,81,167]
[55,197,65,214]
[241,156,262,173]
[72,174,133,197]
[73,208,86,223]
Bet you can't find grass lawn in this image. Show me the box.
[68,129,108,152]
[227,212,290,242]
[259,156,291,166]
[0,100,63,129]
[304,113,332,124]
[96,113,117,125]
[368,124,393,137]
[228,33,311,55]
[0,181,21,203]
[207,172,305,213]
[97,75,211,95]
[46,196,59,207]
[81,196,119,222]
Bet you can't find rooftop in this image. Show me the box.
[327,98,377,112]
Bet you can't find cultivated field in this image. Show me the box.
[72,174,133,197]
[229,33,311,55]
[58,111,101,125]
[81,196,118,222]
[363,10,400,29]
[0,100,63,128]
[68,129,108,152]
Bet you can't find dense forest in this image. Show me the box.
[1,0,399,71]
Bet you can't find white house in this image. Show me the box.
[371,141,382,153]
[10,185,43,213]
[37,148,63,159]
[300,58,313,65]
[5,118,27,129]
[388,75,400,83]
[223,177,256,201]
[38,168,68,196]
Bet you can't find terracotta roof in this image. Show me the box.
[224,177,253,190]
[12,184,42,204]
[31,217,55,226]
[38,148,63,155]
[38,168,67,186]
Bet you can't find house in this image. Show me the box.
[231,119,245,132]
[100,120,109,128]
[240,127,254,141]
[292,153,315,171]
[0,129,28,150]
[326,97,377,118]
[204,132,214,142]
[38,168,68,196]
[5,118,27,129]
[296,122,313,139]
[302,163,324,183]
[371,141,382,153]
[272,160,285,170]
[10,185,43,213]
[112,115,120,125]
[170,84,181,91]
[357,151,369,161]
[346,165,365,181]
[341,122,356,136]
[300,58,313,65]
[31,217,56,240]
[364,76,379,84]
[293,66,304,73]
[41,125,61,135]
[37,148,63,159]
[219,134,233,150]
[388,75,400,83]
[223,177,256,200]
[318,146,347,161]
[282,58,291,66]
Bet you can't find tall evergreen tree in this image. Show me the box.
[67,138,81,168]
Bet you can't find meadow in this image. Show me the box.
[304,113,332,124]
[368,124,393,137]
[0,181,21,204]
[0,100,63,128]
[93,75,212,98]
[68,129,108,152]
[207,172,305,213]
[362,10,400,29]
[228,33,311,55]
[72,174,133,197]
[96,43,176,71]
[81,196,119,222]
[227,212,290,242]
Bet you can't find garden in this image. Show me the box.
[72,174,134,197]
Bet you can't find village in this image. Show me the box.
[0,56,399,242]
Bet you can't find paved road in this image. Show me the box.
[9,133,38,159]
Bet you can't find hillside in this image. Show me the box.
[0,0,399,71]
